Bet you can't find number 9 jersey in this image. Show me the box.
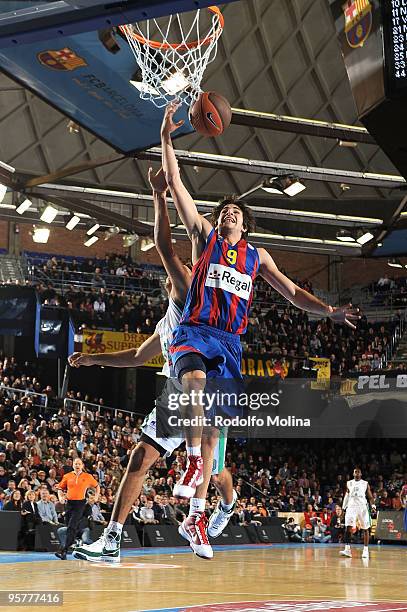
[180,229,260,335]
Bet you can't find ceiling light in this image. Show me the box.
[32,227,50,243]
[104,226,121,240]
[336,229,355,242]
[84,236,99,247]
[66,214,81,230]
[140,238,155,252]
[161,71,189,96]
[123,234,139,248]
[86,223,100,235]
[130,67,160,96]
[262,175,306,197]
[16,197,32,215]
[0,184,7,203]
[377,242,383,247]
[130,79,160,96]
[356,231,374,245]
[338,140,358,148]
[40,204,58,224]
[388,258,403,268]
[67,120,80,134]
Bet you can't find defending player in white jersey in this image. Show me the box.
[340,467,376,559]
[68,168,236,562]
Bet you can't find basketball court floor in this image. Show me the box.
[0,544,406,612]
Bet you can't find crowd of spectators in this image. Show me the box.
[243,297,397,375]
[37,282,167,334]
[368,274,407,308]
[29,252,165,333]
[0,355,405,550]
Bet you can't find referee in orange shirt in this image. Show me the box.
[55,457,100,560]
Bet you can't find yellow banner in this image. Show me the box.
[340,378,358,396]
[81,329,165,368]
[81,331,290,375]
[241,355,289,378]
[309,357,331,390]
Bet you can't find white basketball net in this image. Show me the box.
[120,8,224,108]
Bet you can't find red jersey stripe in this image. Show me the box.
[189,231,216,324]
[236,252,259,334]
[169,345,202,354]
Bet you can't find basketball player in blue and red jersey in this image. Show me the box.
[401,482,407,534]
[161,100,360,557]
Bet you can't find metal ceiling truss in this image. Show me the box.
[27,192,152,236]
[231,109,376,145]
[136,148,407,189]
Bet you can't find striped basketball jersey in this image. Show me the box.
[181,229,260,334]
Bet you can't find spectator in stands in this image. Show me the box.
[140,500,157,525]
[4,479,17,497]
[312,517,331,543]
[282,517,303,542]
[3,489,22,511]
[379,490,392,510]
[87,491,107,526]
[160,495,179,525]
[37,488,59,525]
[1,421,15,442]
[131,498,143,525]
[392,491,402,510]
[143,477,155,498]
[21,490,41,548]
[46,468,58,491]
[330,506,345,543]
[0,466,8,489]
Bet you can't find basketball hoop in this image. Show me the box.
[120,6,224,108]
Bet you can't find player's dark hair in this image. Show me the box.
[210,195,256,237]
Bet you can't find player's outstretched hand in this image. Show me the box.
[68,352,93,368]
[161,100,184,136]
[148,166,168,194]
[328,303,361,329]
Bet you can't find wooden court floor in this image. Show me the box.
[0,544,406,612]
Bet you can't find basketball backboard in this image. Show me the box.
[0,1,236,154]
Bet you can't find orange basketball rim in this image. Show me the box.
[119,6,224,51]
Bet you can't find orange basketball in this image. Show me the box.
[189,91,232,137]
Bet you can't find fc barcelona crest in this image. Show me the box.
[342,0,372,48]
[37,47,87,71]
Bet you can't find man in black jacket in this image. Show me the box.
[330,505,345,543]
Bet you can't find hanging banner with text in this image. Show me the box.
[78,331,290,376]
[80,329,164,368]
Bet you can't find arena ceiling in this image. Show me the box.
[0,0,406,257]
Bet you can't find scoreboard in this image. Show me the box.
[383,0,407,94]
[329,0,407,180]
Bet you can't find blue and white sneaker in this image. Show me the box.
[208,490,238,538]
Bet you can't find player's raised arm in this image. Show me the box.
[68,333,162,369]
[149,166,190,305]
[257,248,360,329]
[160,101,212,245]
